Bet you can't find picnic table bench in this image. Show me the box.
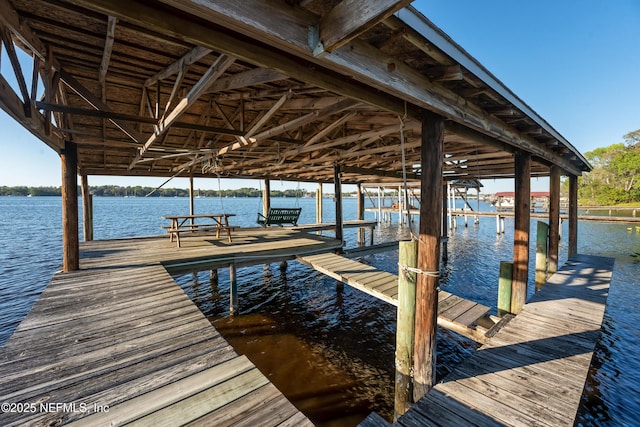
[257,207,302,227]
[163,213,236,247]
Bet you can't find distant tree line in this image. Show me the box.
[0,185,314,198]
[575,129,640,205]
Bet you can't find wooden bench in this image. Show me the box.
[257,207,302,227]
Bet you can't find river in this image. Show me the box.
[0,196,637,426]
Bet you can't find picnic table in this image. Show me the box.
[162,213,236,247]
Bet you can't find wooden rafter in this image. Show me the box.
[135,54,236,161]
[0,26,30,115]
[98,16,117,95]
[59,69,145,144]
[207,68,286,94]
[216,97,359,158]
[312,0,414,54]
[144,46,213,88]
[0,72,62,151]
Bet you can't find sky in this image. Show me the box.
[0,1,638,193]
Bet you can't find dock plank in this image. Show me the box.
[378,254,615,427]
[1,229,320,426]
[297,253,491,342]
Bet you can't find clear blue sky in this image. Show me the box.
[0,1,638,193]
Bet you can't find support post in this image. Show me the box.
[377,186,382,223]
[511,151,531,314]
[497,261,513,316]
[334,164,343,250]
[61,140,79,272]
[475,187,480,225]
[441,182,448,263]
[463,188,468,227]
[395,240,418,419]
[548,165,561,274]
[263,179,271,218]
[229,263,238,315]
[189,175,195,226]
[568,174,578,257]
[316,182,323,224]
[357,183,365,245]
[81,174,93,241]
[413,111,443,401]
[535,221,549,290]
[398,186,403,226]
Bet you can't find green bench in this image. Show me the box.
[257,207,302,227]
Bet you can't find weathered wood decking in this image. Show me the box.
[0,229,337,426]
[297,253,493,343]
[360,253,614,427]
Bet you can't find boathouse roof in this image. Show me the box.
[0,0,591,184]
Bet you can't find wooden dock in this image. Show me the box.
[360,254,614,427]
[297,253,494,343]
[0,228,339,426]
[366,207,640,223]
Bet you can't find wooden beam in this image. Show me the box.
[216,97,359,158]
[98,16,117,89]
[511,151,531,314]
[145,45,212,88]
[568,174,578,257]
[312,0,413,54]
[548,165,560,275]
[207,68,286,93]
[334,163,344,250]
[58,68,145,144]
[136,54,236,160]
[61,140,79,272]
[0,26,30,115]
[413,110,444,401]
[342,165,418,180]
[0,73,62,152]
[0,0,47,59]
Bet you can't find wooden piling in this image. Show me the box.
[413,111,443,401]
[395,240,418,419]
[229,263,238,315]
[189,176,195,226]
[548,165,560,275]
[263,179,271,219]
[81,174,93,242]
[497,261,513,316]
[441,183,448,262]
[357,183,365,245]
[61,140,79,272]
[568,174,578,257]
[511,151,531,314]
[535,221,549,290]
[316,183,323,224]
[334,164,343,250]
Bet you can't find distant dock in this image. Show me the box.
[366,207,640,224]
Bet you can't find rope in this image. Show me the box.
[398,263,440,278]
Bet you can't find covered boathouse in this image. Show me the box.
[0,1,604,426]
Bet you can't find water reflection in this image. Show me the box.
[175,226,486,425]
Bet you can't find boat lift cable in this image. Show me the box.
[145,167,186,197]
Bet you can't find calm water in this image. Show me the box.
[0,196,638,426]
